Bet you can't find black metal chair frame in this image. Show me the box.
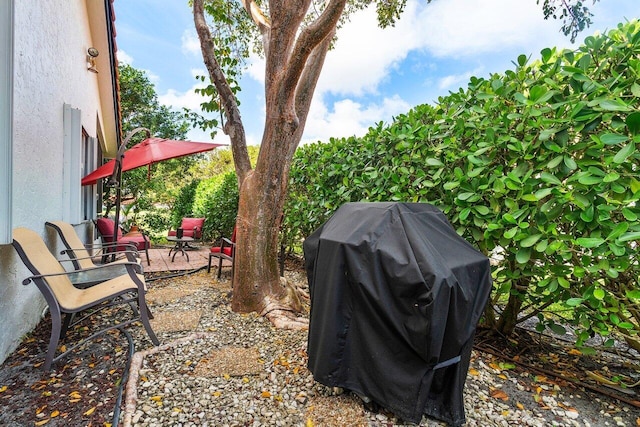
[208,236,235,279]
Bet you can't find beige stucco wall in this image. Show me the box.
[0,0,117,365]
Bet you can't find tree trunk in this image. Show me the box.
[232,170,284,313]
[495,282,526,336]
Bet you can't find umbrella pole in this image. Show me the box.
[110,127,150,262]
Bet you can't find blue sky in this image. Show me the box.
[114,0,639,146]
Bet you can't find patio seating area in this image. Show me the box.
[144,245,233,274]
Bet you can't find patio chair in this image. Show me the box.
[11,227,159,371]
[168,217,205,248]
[45,221,142,274]
[95,217,151,266]
[208,227,236,279]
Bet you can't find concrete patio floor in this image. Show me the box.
[143,244,232,274]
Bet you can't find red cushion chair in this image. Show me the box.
[208,227,236,279]
[95,218,151,266]
[168,217,205,247]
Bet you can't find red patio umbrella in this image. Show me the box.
[81,137,225,186]
[83,131,226,258]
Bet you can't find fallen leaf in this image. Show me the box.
[36,405,47,415]
[223,373,231,380]
[516,402,524,410]
[558,402,577,412]
[69,391,81,399]
[212,391,221,397]
[261,391,271,398]
[69,399,81,403]
[242,377,249,383]
[0,385,7,393]
[51,410,60,418]
[468,368,479,376]
[306,419,314,427]
[489,387,509,401]
[150,396,163,402]
[568,349,582,356]
[84,407,96,416]
[59,345,66,353]
[34,420,49,426]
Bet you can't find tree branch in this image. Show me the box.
[281,0,347,116]
[193,0,252,184]
[240,0,271,55]
[289,27,336,160]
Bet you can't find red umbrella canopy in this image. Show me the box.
[81,138,225,186]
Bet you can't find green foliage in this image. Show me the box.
[538,0,597,42]
[284,21,640,346]
[138,207,172,242]
[192,171,239,241]
[171,179,201,228]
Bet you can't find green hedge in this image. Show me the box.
[192,171,239,242]
[284,21,640,349]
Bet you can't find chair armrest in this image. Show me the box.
[60,247,140,257]
[220,237,235,255]
[22,261,143,285]
[58,252,142,270]
[76,241,140,252]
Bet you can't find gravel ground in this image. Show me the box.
[1,268,639,426]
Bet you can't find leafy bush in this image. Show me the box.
[138,207,172,241]
[170,179,201,228]
[284,21,640,350]
[192,172,239,242]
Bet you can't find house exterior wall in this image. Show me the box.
[0,0,118,365]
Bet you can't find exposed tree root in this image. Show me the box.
[264,309,309,330]
[259,277,310,330]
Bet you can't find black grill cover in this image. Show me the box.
[304,202,492,426]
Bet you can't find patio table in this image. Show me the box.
[167,236,195,262]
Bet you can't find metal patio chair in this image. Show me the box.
[208,227,236,279]
[46,221,142,273]
[11,227,159,370]
[95,217,151,266]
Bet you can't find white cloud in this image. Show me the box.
[157,68,208,109]
[438,66,484,91]
[302,94,411,144]
[412,0,572,58]
[117,49,133,65]
[317,3,422,98]
[181,30,201,56]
